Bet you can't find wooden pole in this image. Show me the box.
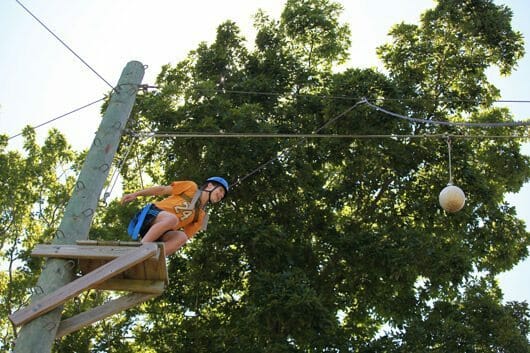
[13,61,145,353]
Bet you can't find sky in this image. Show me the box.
[1,0,529,304]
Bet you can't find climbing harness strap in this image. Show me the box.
[127,203,160,240]
[189,189,209,231]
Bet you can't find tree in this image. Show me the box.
[2,0,529,352]
[377,0,524,114]
[109,0,529,351]
[0,128,78,351]
[389,278,530,353]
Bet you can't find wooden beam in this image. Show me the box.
[9,244,158,327]
[144,243,168,284]
[31,244,160,261]
[93,279,165,294]
[157,243,169,285]
[55,292,156,338]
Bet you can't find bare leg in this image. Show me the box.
[141,211,179,243]
[160,230,189,256]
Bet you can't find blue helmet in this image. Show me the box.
[206,176,229,197]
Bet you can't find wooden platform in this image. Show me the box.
[9,240,168,338]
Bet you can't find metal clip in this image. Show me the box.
[64,260,76,271]
[76,181,86,191]
[31,285,44,295]
[82,208,94,217]
[98,163,110,172]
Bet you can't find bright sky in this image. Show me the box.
[1,0,529,304]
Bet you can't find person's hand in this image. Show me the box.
[121,193,137,205]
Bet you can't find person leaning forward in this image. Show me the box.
[121,177,229,256]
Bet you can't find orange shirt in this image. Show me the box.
[154,181,206,238]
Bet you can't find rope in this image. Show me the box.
[14,0,115,91]
[8,97,106,140]
[364,99,530,128]
[157,86,530,104]
[446,137,453,185]
[136,149,145,190]
[129,132,530,140]
[230,100,367,188]
[101,136,138,204]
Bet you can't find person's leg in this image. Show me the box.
[141,211,179,243]
[160,230,188,256]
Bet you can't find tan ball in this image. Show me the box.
[439,184,466,213]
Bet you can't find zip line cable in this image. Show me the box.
[172,87,530,104]
[219,89,530,104]
[131,132,530,140]
[12,90,529,142]
[128,96,529,189]
[129,95,530,140]
[14,0,115,92]
[364,99,530,128]
[12,0,529,192]
[7,97,107,140]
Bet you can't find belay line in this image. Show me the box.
[230,99,367,188]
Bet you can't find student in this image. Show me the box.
[121,177,228,256]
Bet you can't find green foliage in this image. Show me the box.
[2,0,530,352]
[392,278,530,353]
[113,0,529,351]
[377,0,524,114]
[281,0,351,71]
[0,128,79,351]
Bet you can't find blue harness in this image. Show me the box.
[127,204,160,240]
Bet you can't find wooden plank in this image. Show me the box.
[93,279,165,293]
[32,244,159,261]
[79,259,106,276]
[55,293,156,338]
[9,243,158,327]
[144,258,161,281]
[78,244,165,280]
[132,243,167,282]
[122,261,146,280]
[155,243,168,284]
[78,258,91,275]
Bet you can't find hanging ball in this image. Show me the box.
[439,184,466,213]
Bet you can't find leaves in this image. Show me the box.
[378,0,524,115]
[2,0,530,352]
[0,128,79,351]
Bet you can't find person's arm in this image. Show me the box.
[120,185,173,204]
